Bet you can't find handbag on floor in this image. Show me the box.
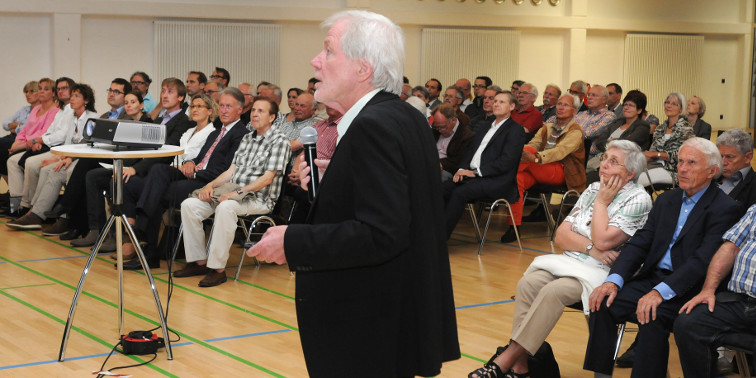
[528,342,561,378]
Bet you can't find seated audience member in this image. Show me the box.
[536,83,560,122]
[54,77,75,108]
[469,86,500,134]
[122,92,153,122]
[211,67,230,88]
[432,104,474,182]
[465,76,492,119]
[0,78,60,217]
[457,78,473,112]
[130,71,156,114]
[674,203,756,378]
[644,109,661,135]
[717,128,756,213]
[638,92,694,188]
[306,77,318,94]
[412,85,431,117]
[587,90,651,181]
[686,95,711,140]
[283,88,304,123]
[101,78,131,120]
[469,140,652,378]
[70,78,192,249]
[426,78,443,110]
[583,137,741,378]
[501,94,586,243]
[204,81,223,104]
[399,83,412,101]
[607,83,623,117]
[3,81,39,135]
[575,85,617,158]
[119,91,247,269]
[237,83,254,126]
[406,96,429,120]
[185,71,207,99]
[510,80,524,97]
[177,94,218,163]
[7,84,98,230]
[258,85,286,127]
[278,93,318,154]
[173,96,290,287]
[512,83,544,138]
[443,91,525,238]
[442,86,470,128]
[568,80,590,112]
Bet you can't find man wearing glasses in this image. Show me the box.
[567,79,590,112]
[432,104,474,182]
[102,78,132,120]
[130,71,156,113]
[465,75,492,119]
[210,67,230,88]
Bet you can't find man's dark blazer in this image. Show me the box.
[727,167,756,216]
[99,109,130,120]
[610,185,740,300]
[434,122,474,174]
[456,117,526,204]
[283,91,459,377]
[189,120,247,182]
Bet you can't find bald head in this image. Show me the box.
[293,93,316,121]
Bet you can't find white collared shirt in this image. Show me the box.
[469,117,508,176]
[336,88,381,144]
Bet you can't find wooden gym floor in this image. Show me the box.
[0,199,712,377]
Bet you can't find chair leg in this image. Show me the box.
[478,199,522,255]
[551,190,579,241]
[467,203,482,242]
[734,350,750,378]
[540,193,555,232]
[169,224,183,264]
[613,322,627,361]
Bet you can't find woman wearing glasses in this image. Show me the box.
[469,140,652,378]
[638,92,694,188]
[586,90,651,182]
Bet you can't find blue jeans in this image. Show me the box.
[674,292,756,378]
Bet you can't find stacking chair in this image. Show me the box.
[466,198,522,255]
[721,332,755,378]
[523,184,581,241]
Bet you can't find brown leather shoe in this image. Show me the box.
[6,211,44,230]
[110,242,137,260]
[42,217,70,236]
[198,270,227,287]
[173,262,210,277]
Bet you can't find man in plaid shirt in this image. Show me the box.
[175,96,291,287]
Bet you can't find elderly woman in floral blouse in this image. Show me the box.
[637,92,694,188]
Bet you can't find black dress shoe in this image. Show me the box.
[522,206,546,222]
[60,229,82,241]
[500,227,518,243]
[121,257,160,270]
[44,203,66,219]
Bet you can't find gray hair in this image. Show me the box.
[565,94,581,109]
[268,84,283,102]
[412,85,430,100]
[449,86,463,100]
[593,85,609,98]
[522,83,538,98]
[716,128,753,156]
[681,137,722,173]
[606,140,645,182]
[323,11,404,95]
[545,83,562,97]
[488,85,503,92]
[571,80,588,94]
[220,87,244,108]
[667,92,687,114]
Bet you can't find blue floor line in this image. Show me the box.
[204,329,292,342]
[17,255,88,263]
[456,299,515,310]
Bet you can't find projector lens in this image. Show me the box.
[85,120,96,138]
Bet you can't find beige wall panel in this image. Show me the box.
[701,36,742,131]
[584,30,625,89]
[519,29,565,107]
[80,16,153,116]
[0,14,52,134]
[402,24,422,87]
[279,22,324,113]
[586,0,745,24]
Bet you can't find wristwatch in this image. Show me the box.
[585,243,594,254]
[236,188,244,195]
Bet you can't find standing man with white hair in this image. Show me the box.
[248,10,460,378]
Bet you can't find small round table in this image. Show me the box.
[51,143,184,362]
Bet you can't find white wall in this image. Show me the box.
[0,0,752,127]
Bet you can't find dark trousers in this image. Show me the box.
[674,292,756,378]
[0,134,16,176]
[85,167,116,231]
[60,158,105,233]
[131,164,205,262]
[584,270,686,378]
[443,178,513,238]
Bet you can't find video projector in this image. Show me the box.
[83,118,166,150]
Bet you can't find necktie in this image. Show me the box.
[197,127,226,170]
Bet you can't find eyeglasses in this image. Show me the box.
[106,88,124,96]
[511,86,520,91]
[205,90,219,95]
[568,89,583,95]
[189,105,208,110]
[600,155,625,167]
[131,80,147,86]
[56,86,70,92]
[473,84,486,89]
[24,89,37,94]
[622,102,637,108]
[210,74,225,80]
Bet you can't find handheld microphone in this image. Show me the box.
[300,126,319,201]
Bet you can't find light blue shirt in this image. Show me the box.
[606,184,710,300]
[143,92,157,114]
[160,108,182,125]
[106,106,124,120]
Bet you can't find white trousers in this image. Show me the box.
[180,196,270,270]
[30,159,77,219]
[7,151,54,207]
